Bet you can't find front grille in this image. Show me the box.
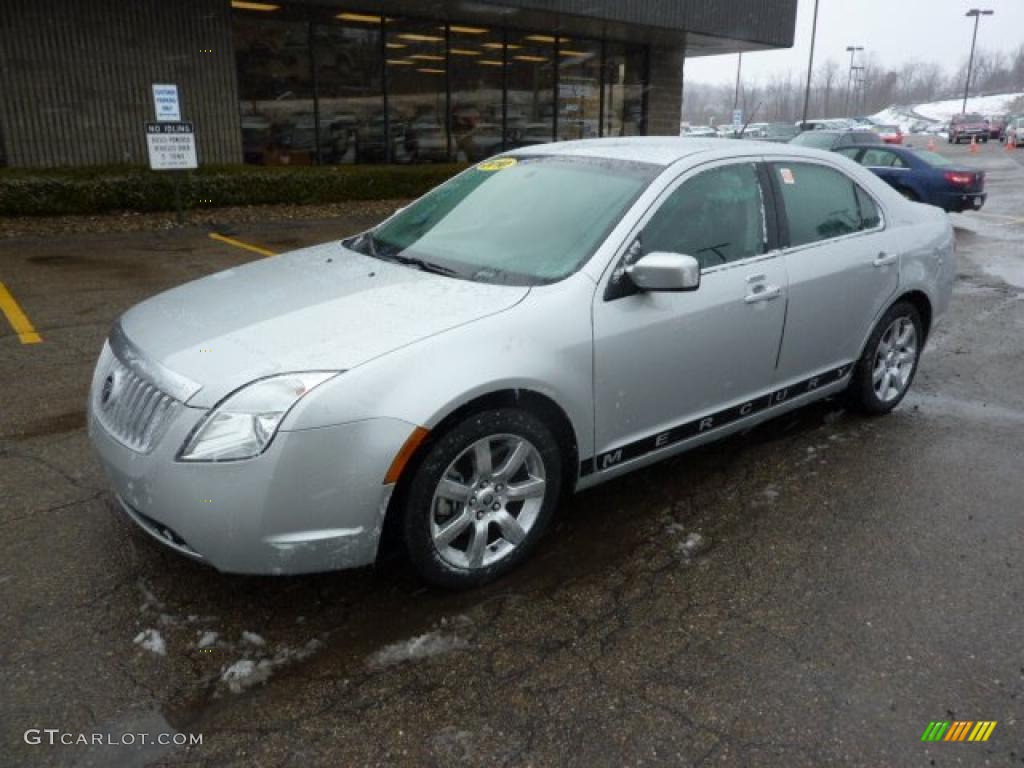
[94,347,180,453]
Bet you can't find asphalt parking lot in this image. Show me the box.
[2,142,1023,768]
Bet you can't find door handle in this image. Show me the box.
[744,284,782,304]
[873,252,898,268]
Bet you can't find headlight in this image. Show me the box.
[178,372,338,462]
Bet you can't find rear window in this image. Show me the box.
[791,132,836,149]
[773,163,880,247]
[912,150,953,167]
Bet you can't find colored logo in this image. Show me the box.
[921,721,996,742]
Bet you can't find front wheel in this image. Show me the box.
[847,301,923,415]
[401,408,562,588]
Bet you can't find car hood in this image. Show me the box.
[117,242,530,407]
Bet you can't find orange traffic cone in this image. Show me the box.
[969,135,979,153]
[927,136,936,151]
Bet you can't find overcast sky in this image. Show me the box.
[684,0,1024,86]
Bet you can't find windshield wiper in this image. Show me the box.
[348,231,458,277]
[384,253,459,277]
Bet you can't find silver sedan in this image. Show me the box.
[88,139,954,588]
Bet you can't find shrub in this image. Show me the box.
[0,163,468,216]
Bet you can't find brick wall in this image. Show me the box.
[646,44,685,136]
[0,0,242,168]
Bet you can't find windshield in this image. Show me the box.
[913,149,953,167]
[791,131,836,148]
[348,155,658,285]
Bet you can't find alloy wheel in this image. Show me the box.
[872,316,918,403]
[429,434,547,570]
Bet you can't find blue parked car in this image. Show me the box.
[836,145,986,212]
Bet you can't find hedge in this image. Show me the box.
[0,163,469,216]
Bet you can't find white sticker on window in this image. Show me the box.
[780,168,795,185]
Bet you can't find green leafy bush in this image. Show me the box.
[0,164,468,216]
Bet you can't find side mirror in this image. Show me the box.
[626,252,701,292]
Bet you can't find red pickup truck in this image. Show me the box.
[949,113,990,144]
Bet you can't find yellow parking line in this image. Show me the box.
[0,281,42,344]
[208,232,277,258]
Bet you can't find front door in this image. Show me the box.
[591,160,788,473]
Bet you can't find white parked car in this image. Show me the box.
[89,138,955,587]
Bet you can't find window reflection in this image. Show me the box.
[557,38,601,141]
[604,43,646,137]
[312,12,383,164]
[505,33,555,149]
[388,20,449,163]
[231,7,649,165]
[234,13,314,165]
[449,26,504,162]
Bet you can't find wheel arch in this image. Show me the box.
[377,387,581,562]
[897,289,933,342]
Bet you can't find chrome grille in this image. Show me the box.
[94,347,180,453]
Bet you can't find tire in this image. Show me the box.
[401,408,563,589]
[847,301,923,415]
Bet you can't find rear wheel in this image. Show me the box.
[401,408,562,588]
[847,301,923,415]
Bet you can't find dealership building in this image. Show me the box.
[0,0,797,169]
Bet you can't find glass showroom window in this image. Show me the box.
[449,25,505,162]
[387,19,450,163]
[603,43,647,137]
[505,33,556,149]
[557,38,601,141]
[311,11,384,165]
[233,9,315,166]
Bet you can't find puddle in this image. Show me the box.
[7,410,86,440]
[64,710,186,768]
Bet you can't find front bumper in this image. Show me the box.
[89,399,416,575]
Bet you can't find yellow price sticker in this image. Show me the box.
[477,157,518,172]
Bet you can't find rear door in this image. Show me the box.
[769,159,900,385]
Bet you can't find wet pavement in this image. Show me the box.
[1,143,1023,767]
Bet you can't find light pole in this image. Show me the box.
[733,52,743,111]
[851,65,866,114]
[801,0,821,126]
[962,9,993,114]
[844,45,863,116]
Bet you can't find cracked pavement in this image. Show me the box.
[1,143,1023,767]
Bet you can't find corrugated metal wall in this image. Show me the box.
[0,0,242,168]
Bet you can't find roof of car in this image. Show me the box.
[509,137,834,167]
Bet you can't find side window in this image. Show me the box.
[643,163,766,270]
[774,163,877,246]
[855,185,881,229]
[836,147,860,160]
[861,148,892,167]
[853,132,876,145]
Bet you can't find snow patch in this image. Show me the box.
[219,639,323,694]
[914,92,1024,123]
[369,631,468,668]
[133,629,167,656]
[220,660,271,693]
[197,631,219,649]
[241,631,266,646]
